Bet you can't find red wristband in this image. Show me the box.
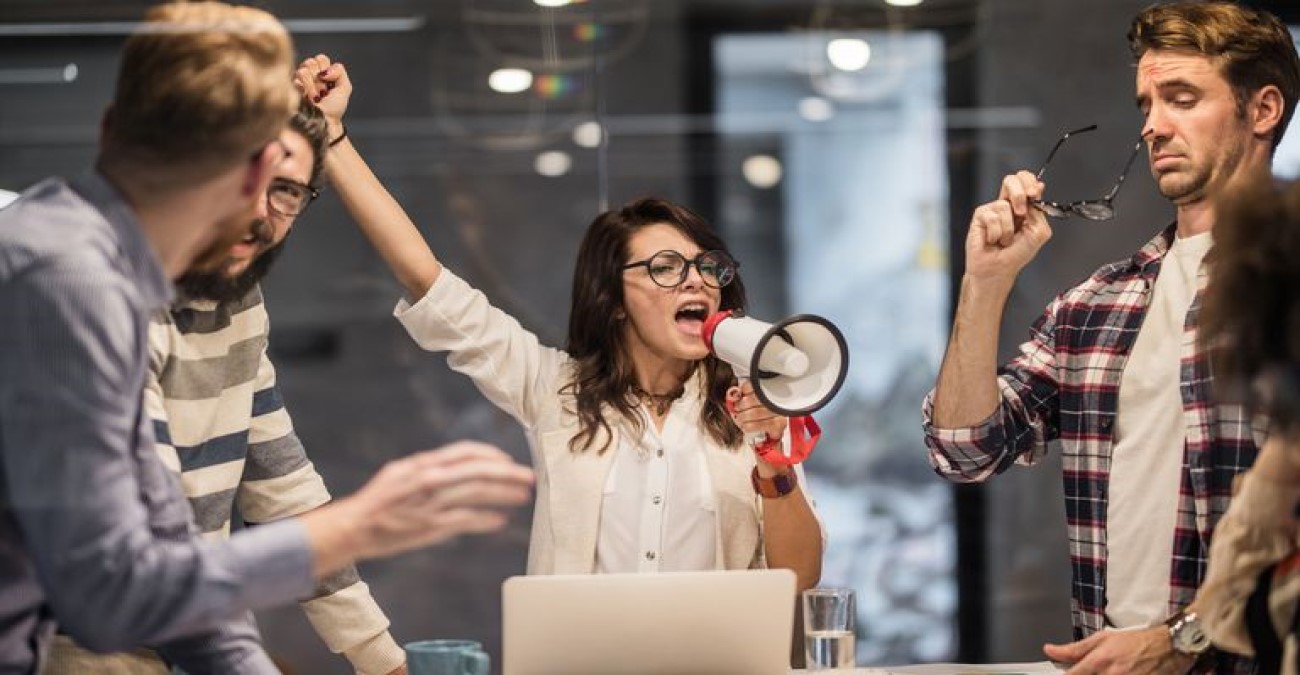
[752,415,821,467]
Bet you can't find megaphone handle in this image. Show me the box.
[729,376,770,447]
[754,415,820,467]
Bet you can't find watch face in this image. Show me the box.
[1174,615,1211,654]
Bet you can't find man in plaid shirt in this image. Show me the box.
[923,3,1300,674]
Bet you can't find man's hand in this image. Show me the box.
[295,54,352,137]
[347,441,534,559]
[1044,626,1195,675]
[964,171,1053,286]
[302,441,534,576]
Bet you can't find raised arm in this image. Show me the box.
[296,53,568,429]
[931,171,1053,428]
[296,55,440,303]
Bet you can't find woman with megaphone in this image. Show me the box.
[298,55,824,592]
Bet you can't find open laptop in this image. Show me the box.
[502,569,796,675]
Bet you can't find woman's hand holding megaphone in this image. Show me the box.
[726,379,789,473]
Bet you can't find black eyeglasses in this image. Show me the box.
[1034,124,1143,221]
[267,177,319,217]
[621,249,738,289]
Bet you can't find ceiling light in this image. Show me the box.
[488,68,533,94]
[827,38,871,72]
[742,155,782,189]
[535,151,572,177]
[0,63,78,85]
[572,121,604,148]
[885,0,924,6]
[534,0,573,6]
[798,96,834,122]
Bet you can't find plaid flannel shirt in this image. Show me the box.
[923,225,1261,674]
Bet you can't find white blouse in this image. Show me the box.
[596,399,717,573]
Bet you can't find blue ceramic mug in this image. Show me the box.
[404,639,490,675]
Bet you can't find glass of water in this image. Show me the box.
[802,587,856,670]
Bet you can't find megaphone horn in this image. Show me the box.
[702,310,849,417]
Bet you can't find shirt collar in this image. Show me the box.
[1127,221,1179,272]
[70,170,174,310]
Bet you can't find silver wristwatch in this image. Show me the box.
[1167,610,1211,656]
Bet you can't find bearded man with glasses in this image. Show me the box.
[923,2,1300,674]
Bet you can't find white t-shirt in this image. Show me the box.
[1105,231,1212,628]
[595,402,717,573]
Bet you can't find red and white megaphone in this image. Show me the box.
[701,310,849,465]
[702,310,849,415]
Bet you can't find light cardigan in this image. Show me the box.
[394,269,820,574]
[1201,470,1300,673]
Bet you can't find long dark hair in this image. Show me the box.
[562,197,747,453]
[1202,176,1300,435]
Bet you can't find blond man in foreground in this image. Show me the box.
[0,4,532,674]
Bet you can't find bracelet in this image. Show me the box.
[751,466,798,499]
[329,124,348,147]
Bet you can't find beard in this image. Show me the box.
[1154,121,1250,205]
[1155,167,1209,204]
[176,225,288,304]
[190,199,265,272]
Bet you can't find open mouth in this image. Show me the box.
[230,220,273,256]
[675,302,709,334]
[229,232,260,253]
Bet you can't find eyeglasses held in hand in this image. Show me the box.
[267,177,320,217]
[1034,124,1143,221]
[621,249,738,289]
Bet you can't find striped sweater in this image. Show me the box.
[144,286,402,674]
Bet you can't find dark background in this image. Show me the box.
[1,1,1296,672]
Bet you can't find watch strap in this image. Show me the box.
[751,466,798,499]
